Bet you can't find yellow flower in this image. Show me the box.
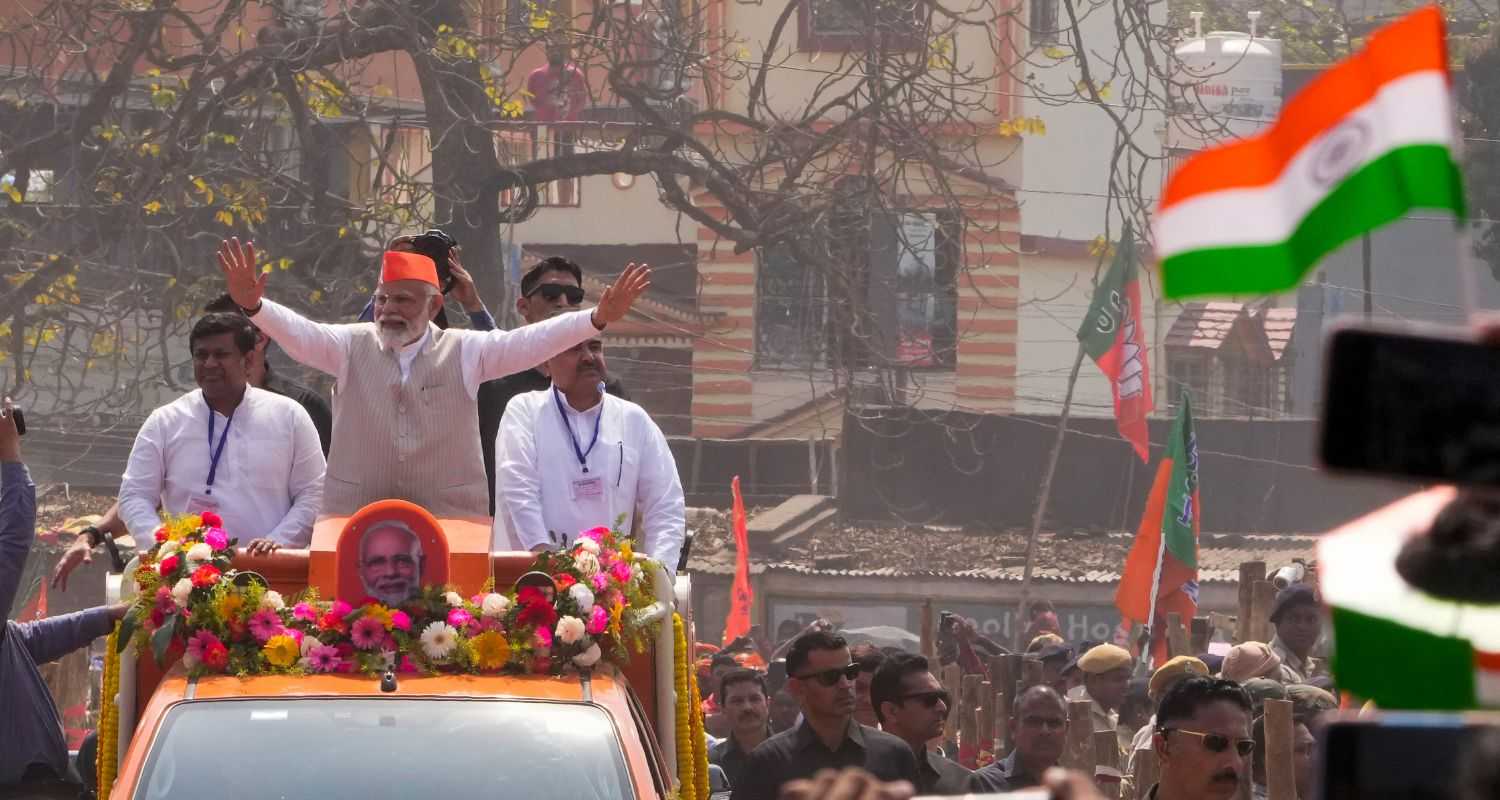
[609,602,624,638]
[263,634,299,668]
[364,604,394,630]
[619,541,633,563]
[215,592,246,621]
[471,631,511,670]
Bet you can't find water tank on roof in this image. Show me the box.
[1167,11,1283,152]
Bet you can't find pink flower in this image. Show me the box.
[581,526,610,543]
[447,608,474,630]
[286,628,304,646]
[336,643,358,673]
[248,609,284,643]
[157,555,180,576]
[389,610,412,632]
[204,528,228,550]
[587,605,609,635]
[293,602,318,623]
[482,618,507,634]
[351,616,386,650]
[185,629,222,662]
[153,587,175,615]
[306,644,343,673]
[200,511,223,528]
[398,655,419,674]
[610,560,631,585]
[534,627,554,649]
[591,573,608,592]
[330,600,353,619]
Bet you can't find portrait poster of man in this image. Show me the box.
[335,500,450,606]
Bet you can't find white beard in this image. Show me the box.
[376,320,415,350]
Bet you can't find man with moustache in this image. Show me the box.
[493,333,685,567]
[358,522,425,606]
[710,668,774,789]
[215,238,649,518]
[730,632,917,800]
[1145,676,1255,800]
[869,652,971,795]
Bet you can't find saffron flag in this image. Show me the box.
[1078,223,1152,461]
[1319,489,1500,709]
[722,476,754,646]
[1115,393,1200,665]
[1156,5,1465,298]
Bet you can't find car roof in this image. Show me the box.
[153,666,627,702]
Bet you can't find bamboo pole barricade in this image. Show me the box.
[1190,615,1212,655]
[1264,699,1297,800]
[1166,612,1190,659]
[942,663,963,743]
[1236,562,1266,642]
[978,680,995,761]
[920,600,936,662]
[1250,580,1278,644]
[993,688,1011,755]
[1093,729,1123,799]
[960,674,982,764]
[1063,698,1095,772]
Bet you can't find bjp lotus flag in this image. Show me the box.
[1078,222,1151,462]
[1116,393,1200,665]
[722,476,754,645]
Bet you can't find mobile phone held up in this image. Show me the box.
[408,229,458,295]
[1320,325,1500,486]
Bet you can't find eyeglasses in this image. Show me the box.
[900,690,952,709]
[526,283,585,305]
[794,663,860,687]
[1162,728,1256,757]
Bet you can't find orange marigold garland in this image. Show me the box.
[97,624,121,800]
[673,613,696,800]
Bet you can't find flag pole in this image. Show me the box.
[1014,342,1087,651]
[1138,502,1171,671]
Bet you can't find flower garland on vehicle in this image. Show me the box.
[115,516,663,678]
[672,612,697,800]
[98,625,121,800]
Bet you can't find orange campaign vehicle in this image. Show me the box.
[94,501,711,800]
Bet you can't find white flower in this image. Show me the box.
[260,590,285,611]
[556,616,586,645]
[572,642,602,668]
[185,543,213,564]
[171,578,193,607]
[630,563,643,583]
[157,540,181,558]
[568,584,595,615]
[574,538,600,555]
[420,621,459,660]
[573,551,601,579]
[444,591,466,608]
[481,593,511,618]
[300,635,323,657]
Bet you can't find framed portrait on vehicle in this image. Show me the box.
[335,500,451,606]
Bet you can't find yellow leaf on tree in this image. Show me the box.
[214,209,235,227]
[143,200,163,215]
[337,226,348,238]
[2,184,21,203]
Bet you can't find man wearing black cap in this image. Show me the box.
[1036,643,1073,696]
[1268,584,1326,684]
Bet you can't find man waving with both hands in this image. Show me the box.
[215,238,651,519]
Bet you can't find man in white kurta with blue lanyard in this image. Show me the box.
[493,331,685,569]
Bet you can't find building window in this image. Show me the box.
[1166,352,1210,415]
[891,211,958,369]
[1029,0,1059,45]
[797,0,924,52]
[1222,358,1278,418]
[755,243,827,369]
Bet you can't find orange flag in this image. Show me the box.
[722,476,754,645]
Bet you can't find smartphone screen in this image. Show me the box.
[1320,327,1500,485]
[1321,715,1497,800]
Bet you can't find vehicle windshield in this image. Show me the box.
[134,698,635,800]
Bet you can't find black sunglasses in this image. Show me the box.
[526,283,585,305]
[794,663,860,687]
[900,690,952,709]
[1162,728,1256,757]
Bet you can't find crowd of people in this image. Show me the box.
[696,591,1338,800]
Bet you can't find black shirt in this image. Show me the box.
[477,370,626,515]
[709,732,766,790]
[916,748,973,795]
[262,370,332,456]
[968,751,1045,793]
[728,720,919,800]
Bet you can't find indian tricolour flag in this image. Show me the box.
[1320,488,1500,709]
[1156,6,1466,299]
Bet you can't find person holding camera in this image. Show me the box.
[357,231,495,332]
[0,398,131,789]
[216,237,650,517]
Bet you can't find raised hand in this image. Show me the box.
[215,238,267,312]
[590,262,651,329]
[447,248,485,313]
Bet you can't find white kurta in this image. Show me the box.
[119,387,326,546]
[494,389,685,568]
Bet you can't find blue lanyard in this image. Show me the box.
[205,401,235,494]
[553,387,603,474]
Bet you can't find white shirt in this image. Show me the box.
[250,299,601,396]
[493,389,685,568]
[119,387,326,546]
